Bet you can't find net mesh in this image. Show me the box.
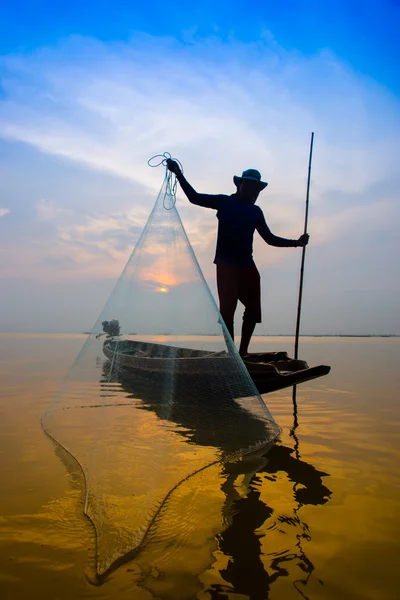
[42,171,280,577]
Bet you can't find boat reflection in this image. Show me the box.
[101,360,277,456]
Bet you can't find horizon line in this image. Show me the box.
[0,332,399,338]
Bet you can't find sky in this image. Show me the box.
[0,0,399,335]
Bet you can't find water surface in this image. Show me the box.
[0,334,399,599]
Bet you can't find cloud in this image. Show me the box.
[31,200,151,280]
[36,199,68,221]
[0,208,10,217]
[1,35,398,195]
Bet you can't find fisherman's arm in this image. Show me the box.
[256,210,309,247]
[167,159,220,209]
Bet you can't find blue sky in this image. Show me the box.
[1,0,398,91]
[0,1,399,334]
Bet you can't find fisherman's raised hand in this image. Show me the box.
[296,233,309,247]
[166,159,181,175]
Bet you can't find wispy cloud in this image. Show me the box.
[0,208,10,217]
[1,36,398,192]
[28,199,150,280]
[36,199,68,222]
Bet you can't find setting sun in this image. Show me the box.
[156,286,169,293]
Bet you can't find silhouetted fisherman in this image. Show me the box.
[167,159,309,355]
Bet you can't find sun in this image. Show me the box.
[156,286,169,293]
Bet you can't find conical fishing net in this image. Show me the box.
[42,158,280,578]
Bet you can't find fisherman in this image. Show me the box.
[166,159,309,356]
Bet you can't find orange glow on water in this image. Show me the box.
[2,335,400,598]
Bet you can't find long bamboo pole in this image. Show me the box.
[294,132,314,360]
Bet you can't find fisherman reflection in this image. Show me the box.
[214,485,274,598]
[208,445,331,599]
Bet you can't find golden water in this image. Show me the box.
[0,334,399,599]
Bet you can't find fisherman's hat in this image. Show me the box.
[233,169,268,190]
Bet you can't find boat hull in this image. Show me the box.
[102,339,330,394]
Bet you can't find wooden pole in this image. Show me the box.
[294,132,314,360]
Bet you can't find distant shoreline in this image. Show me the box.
[1,332,399,338]
[82,333,400,338]
[82,333,398,338]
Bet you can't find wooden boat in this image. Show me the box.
[103,338,330,394]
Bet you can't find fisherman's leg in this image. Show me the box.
[222,314,235,341]
[216,264,238,341]
[238,264,262,356]
[239,320,257,356]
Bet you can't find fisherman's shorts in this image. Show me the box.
[216,263,262,323]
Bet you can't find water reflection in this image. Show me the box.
[210,443,332,599]
[101,361,276,455]
[102,361,332,598]
[3,334,398,599]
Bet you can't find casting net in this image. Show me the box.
[42,161,280,578]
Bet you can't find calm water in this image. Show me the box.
[0,334,399,600]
